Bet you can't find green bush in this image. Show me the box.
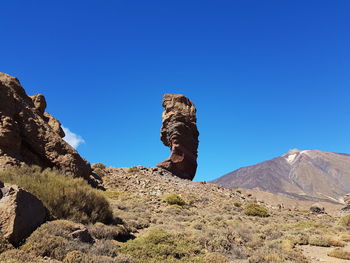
[339,214,350,227]
[0,166,113,224]
[244,203,270,217]
[162,193,187,206]
[119,229,202,263]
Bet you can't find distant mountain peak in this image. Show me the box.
[212,149,350,204]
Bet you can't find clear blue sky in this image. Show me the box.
[1,1,350,181]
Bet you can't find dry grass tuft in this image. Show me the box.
[339,214,350,227]
[0,166,113,224]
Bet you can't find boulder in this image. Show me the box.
[0,182,47,245]
[69,228,94,243]
[157,94,199,180]
[0,72,91,179]
[310,203,325,214]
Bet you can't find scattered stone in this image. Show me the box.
[69,228,94,243]
[0,182,47,245]
[157,94,199,180]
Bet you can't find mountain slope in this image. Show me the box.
[212,149,350,203]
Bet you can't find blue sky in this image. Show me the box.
[1,1,350,181]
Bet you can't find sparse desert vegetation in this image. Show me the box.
[339,214,350,227]
[0,166,113,224]
[1,166,350,263]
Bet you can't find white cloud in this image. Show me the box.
[62,126,85,149]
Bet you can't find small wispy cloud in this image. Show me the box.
[62,126,85,149]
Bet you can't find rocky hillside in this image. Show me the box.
[212,149,350,204]
[3,165,350,263]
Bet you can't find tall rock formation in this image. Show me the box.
[0,73,92,179]
[157,94,199,180]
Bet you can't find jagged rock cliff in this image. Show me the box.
[0,73,92,179]
[157,94,199,180]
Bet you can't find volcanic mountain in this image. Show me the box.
[212,149,350,204]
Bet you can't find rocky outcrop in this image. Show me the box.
[310,203,325,214]
[156,94,199,180]
[0,73,91,179]
[0,182,47,245]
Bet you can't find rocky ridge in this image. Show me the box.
[0,73,92,180]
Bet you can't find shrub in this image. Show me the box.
[339,214,350,227]
[0,166,113,224]
[21,220,123,261]
[308,236,331,247]
[328,248,350,260]
[119,229,202,263]
[87,222,130,241]
[102,189,129,199]
[234,202,242,207]
[0,249,46,263]
[203,253,230,263]
[293,220,322,230]
[162,193,187,206]
[244,203,270,217]
[127,167,139,174]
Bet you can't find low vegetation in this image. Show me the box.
[119,229,202,263]
[162,193,187,206]
[20,220,129,262]
[244,203,270,217]
[0,166,113,224]
[339,214,350,227]
[1,166,349,263]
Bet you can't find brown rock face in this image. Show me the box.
[0,73,91,179]
[0,182,47,245]
[156,94,199,180]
